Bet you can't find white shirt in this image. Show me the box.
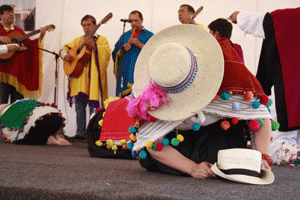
[0,45,8,54]
[237,12,266,39]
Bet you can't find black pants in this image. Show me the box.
[0,82,24,104]
[17,113,63,145]
[139,120,248,176]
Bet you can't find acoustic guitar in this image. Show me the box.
[63,12,113,77]
[0,24,55,60]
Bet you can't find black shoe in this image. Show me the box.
[64,135,86,142]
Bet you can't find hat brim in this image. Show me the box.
[211,163,275,185]
[133,24,224,121]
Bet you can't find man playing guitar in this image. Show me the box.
[59,14,111,140]
[0,4,47,104]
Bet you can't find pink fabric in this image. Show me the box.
[271,7,300,129]
[127,82,169,120]
[233,43,245,64]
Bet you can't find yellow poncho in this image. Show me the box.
[60,35,111,106]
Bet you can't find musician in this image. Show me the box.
[59,15,111,140]
[0,4,47,104]
[178,4,206,30]
[112,10,154,97]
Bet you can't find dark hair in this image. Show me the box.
[208,18,233,39]
[129,10,143,20]
[180,4,195,14]
[0,5,13,15]
[81,15,96,25]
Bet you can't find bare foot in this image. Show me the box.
[55,134,72,146]
[46,134,72,146]
[46,135,57,145]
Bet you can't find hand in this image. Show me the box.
[229,11,240,24]
[129,37,139,45]
[64,54,74,62]
[190,161,216,179]
[261,159,271,170]
[123,42,131,52]
[84,37,96,49]
[0,36,12,44]
[7,44,22,52]
[39,27,47,40]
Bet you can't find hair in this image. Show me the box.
[208,18,233,39]
[129,10,143,20]
[180,4,195,14]
[0,5,13,15]
[81,14,96,25]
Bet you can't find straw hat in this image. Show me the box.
[211,148,275,185]
[133,24,224,121]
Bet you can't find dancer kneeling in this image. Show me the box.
[123,24,276,184]
[0,99,71,146]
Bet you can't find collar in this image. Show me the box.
[1,22,14,32]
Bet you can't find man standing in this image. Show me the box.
[112,10,153,97]
[178,4,206,30]
[60,15,111,140]
[0,4,46,104]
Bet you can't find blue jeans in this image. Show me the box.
[75,100,94,138]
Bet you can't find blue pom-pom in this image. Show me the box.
[139,151,147,159]
[131,151,138,158]
[162,138,170,146]
[129,126,136,133]
[192,123,201,131]
[220,92,230,100]
[232,102,240,111]
[252,101,260,109]
[127,142,134,150]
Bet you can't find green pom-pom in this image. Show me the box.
[162,138,169,146]
[266,99,273,107]
[139,151,147,159]
[293,159,300,164]
[272,121,280,131]
[257,118,264,127]
[171,138,180,146]
[220,92,230,100]
[129,126,136,133]
[192,123,200,131]
[252,101,260,109]
[152,143,157,151]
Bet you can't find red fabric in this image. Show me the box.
[271,7,300,128]
[0,25,40,92]
[232,43,245,64]
[100,98,134,141]
[133,30,141,38]
[217,38,265,97]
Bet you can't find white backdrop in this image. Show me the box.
[35,0,299,137]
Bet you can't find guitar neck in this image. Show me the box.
[88,23,101,38]
[17,29,41,42]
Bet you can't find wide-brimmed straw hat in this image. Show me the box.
[211,148,275,185]
[132,24,224,121]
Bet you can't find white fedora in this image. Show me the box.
[132,24,224,121]
[211,148,275,185]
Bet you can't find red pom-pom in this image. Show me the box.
[221,121,230,130]
[231,117,239,125]
[156,142,163,151]
[260,95,269,105]
[148,115,157,122]
[244,91,254,101]
[249,119,261,131]
[212,94,218,101]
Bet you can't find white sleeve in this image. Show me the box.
[60,49,68,59]
[0,45,8,54]
[237,12,266,39]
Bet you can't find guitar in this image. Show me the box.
[0,24,55,60]
[192,6,204,19]
[63,12,113,77]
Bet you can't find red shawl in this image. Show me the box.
[217,38,265,97]
[271,8,300,129]
[0,25,41,96]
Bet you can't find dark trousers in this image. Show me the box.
[139,120,248,176]
[0,82,24,104]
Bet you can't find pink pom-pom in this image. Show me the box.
[260,95,269,105]
[244,91,254,101]
[249,119,261,131]
[156,142,163,151]
[221,121,230,130]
